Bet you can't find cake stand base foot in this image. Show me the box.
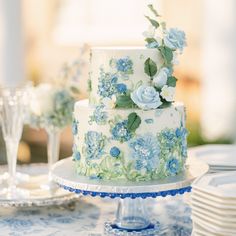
[104,221,168,235]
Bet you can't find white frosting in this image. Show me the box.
[89,47,164,105]
[73,99,187,181]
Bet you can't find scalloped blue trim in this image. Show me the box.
[58,184,191,199]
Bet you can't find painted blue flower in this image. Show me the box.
[89,174,101,180]
[175,127,188,157]
[144,118,154,124]
[84,131,105,160]
[166,158,180,175]
[110,146,120,158]
[111,120,132,142]
[98,69,118,98]
[72,119,78,135]
[72,144,81,161]
[116,57,133,73]
[161,129,176,150]
[164,28,187,52]
[90,105,108,125]
[129,134,160,171]
[116,83,127,93]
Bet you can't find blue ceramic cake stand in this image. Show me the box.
[51,156,208,235]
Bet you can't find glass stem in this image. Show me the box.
[6,140,19,190]
[47,129,61,178]
[115,198,150,230]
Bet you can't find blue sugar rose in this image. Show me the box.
[131,85,162,110]
[164,28,186,52]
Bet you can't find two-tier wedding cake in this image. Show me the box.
[72,5,188,182]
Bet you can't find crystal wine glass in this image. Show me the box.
[40,125,61,191]
[0,87,29,199]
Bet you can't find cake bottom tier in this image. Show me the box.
[72,100,188,182]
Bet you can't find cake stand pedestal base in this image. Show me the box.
[104,198,167,235]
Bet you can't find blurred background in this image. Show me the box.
[0,0,234,165]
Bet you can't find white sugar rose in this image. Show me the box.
[153,67,169,89]
[142,25,156,38]
[131,85,162,110]
[160,85,176,102]
[30,83,55,116]
[102,95,116,109]
[164,28,186,53]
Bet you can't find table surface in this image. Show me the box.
[0,193,192,236]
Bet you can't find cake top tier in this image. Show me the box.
[88,4,187,110]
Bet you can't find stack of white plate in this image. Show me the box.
[191,172,236,236]
[189,145,236,172]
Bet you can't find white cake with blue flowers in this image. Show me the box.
[72,5,188,181]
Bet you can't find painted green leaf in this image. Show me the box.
[127,112,141,133]
[167,76,177,87]
[148,4,160,17]
[116,94,135,108]
[158,46,173,66]
[145,38,158,45]
[144,58,157,77]
[145,16,159,28]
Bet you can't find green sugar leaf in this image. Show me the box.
[158,46,173,66]
[148,4,160,17]
[167,76,177,87]
[116,94,135,108]
[145,16,159,28]
[127,112,141,133]
[145,38,158,44]
[144,58,157,77]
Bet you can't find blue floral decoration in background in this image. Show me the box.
[116,57,133,73]
[166,158,180,175]
[110,147,121,158]
[111,120,132,142]
[44,89,75,128]
[84,131,105,160]
[129,134,160,172]
[89,105,108,125]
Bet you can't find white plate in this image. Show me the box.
[189,145,236,167]
[192,215,236,235]
[192,211,236,229]
[193,222,228,236]
[191,206,236,222]
[191,201,236,216]
[191,194,236,210]
[192,172,236,198]
[192,188,236,203]
[0,164,78,207]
